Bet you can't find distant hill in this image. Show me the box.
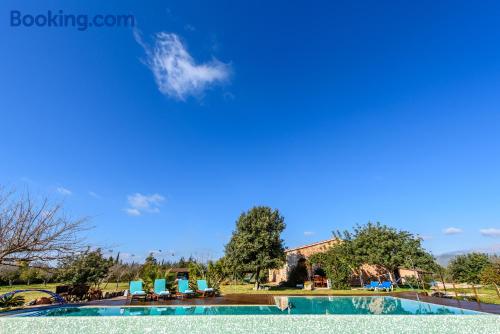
[436,249,499,266]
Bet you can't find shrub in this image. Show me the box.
[0,294,25,308]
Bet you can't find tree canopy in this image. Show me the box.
[224,206,286,289]
[58,248,113,286]
[335,222,437,281]
[448,253,491,284]
[309,243,354,289]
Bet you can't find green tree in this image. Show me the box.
[309,243,354,289]
[480,263,500,285]
[336,222,436,282]
[224,206,286,289]
[0,265,20,286]
[139,253,172,291]
[448,253,491,284]
[19,262,39,285]
[58,248,113,286]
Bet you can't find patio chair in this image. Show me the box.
[196,279,215,297]
[176,279,195,298]
[376,281,393,292]
[153,278,171,300]
[129,280,146,302]
[364,281,380,290]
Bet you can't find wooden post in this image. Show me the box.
[471,284,480,304]
[452,282,459,299]
[494,283,500,299]
[438,267,447,294]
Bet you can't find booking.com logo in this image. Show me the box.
[10,10,135,31]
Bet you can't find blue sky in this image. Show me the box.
[1,1,499,262]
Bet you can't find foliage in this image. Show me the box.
[224,206,286,289]
[448,253,491,284]
[287,259,309,286]
[0,265,20,286]
[309,244,353,289]
[335,222,437,281]
[139,253,172,291]
[19,262,39,285]
[188,259,226,292]
[0,294,25,308]
[480,263,500,285]
[58,248,113,286]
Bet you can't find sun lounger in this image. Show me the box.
[153,278,171,300]
[129,280,146,302]
[376,281,393,291]
[364,281,379,290]
[176,279,195,298]
[196,279,215,297]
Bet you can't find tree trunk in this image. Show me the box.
[254,268,261,290]
[387,270,394,282]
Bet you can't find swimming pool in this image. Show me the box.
[18,296,482,316]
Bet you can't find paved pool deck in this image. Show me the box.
[1,314,499,334]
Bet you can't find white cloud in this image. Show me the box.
[304,231,315,236]
[480,228,500,238]
[88,191,101,199]
[443,227,462,235]
[124,208,141,216]
[56,187,72,195]
[135,31,230,100]
[125,193,165,216]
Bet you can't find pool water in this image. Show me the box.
[21,296,481,316]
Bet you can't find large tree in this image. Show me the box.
[448,253,491,284]
[224,206,286,289]
[0,188,88,265]
[58,248,113,286]
[336,222,437,282]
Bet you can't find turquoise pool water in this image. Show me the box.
[20,296,481,316]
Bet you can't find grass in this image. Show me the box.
[0,282,129,305]
[219,284,421,295]
[444,286,500,305]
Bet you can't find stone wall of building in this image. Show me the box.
[268,238,340,283]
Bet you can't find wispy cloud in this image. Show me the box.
[443,227,462,235]
[124,193,165,216]
[304,231,315,236]
[56,187,72,196]
[480,228,500,238]
[88,191,101,199]
[135,31,230,100]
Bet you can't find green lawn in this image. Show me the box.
[0,282,129,304]
[445,287,500,305]
[220,284,420,295]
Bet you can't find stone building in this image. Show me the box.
[268,238,431,286]
[268,238,340,283]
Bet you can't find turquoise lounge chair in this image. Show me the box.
[176,279,194,298]
[196,279,215,297]
[129,280,146,302]
[153,278,171,300]
[364,281,379,290]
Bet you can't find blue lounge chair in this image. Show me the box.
[153,278,171,300]
[196,279,215,297]
[176,279,194,298]
[376,281,393,292]
[129,280,146,302]
[364,281,379,290]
